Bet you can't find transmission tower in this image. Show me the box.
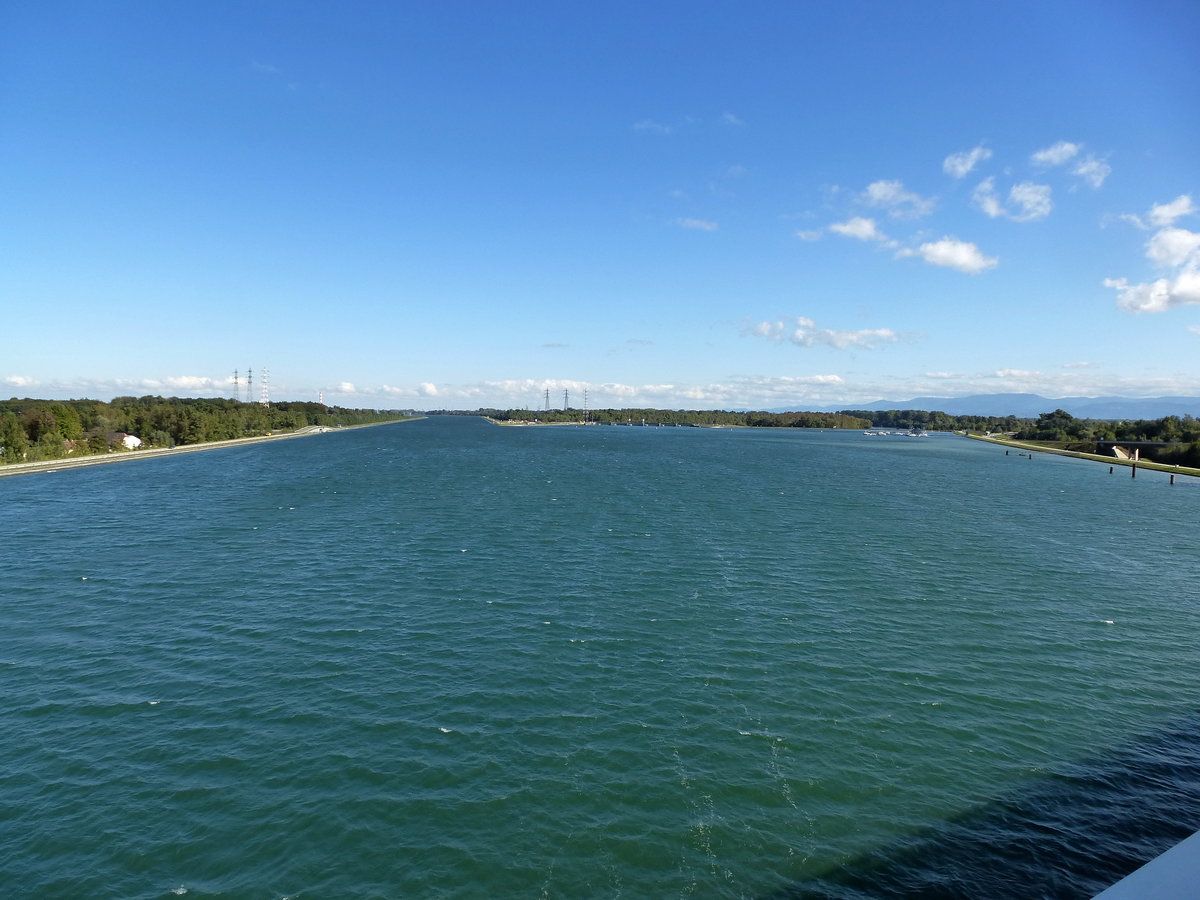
[260,368,271,407]
[583,388,588,422]
[232,369,239,401]
[544,387,550,411]
[563,389,569,411]
[247,368,253,405]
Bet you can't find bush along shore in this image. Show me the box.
[0,396,414,469]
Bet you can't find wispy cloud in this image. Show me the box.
[829,216,887,241]
[900,238,998,274]
[4,374,36,388]
[748,317,904,350]
[973,177,1053,221]
[943,145,992,179]
[721,112,745,127]
[1030,140,1110,188]
[859,180,935,219]
[675,217,718,231]
[794,229,823,241]
[1072,156,1111,188]
[632,119,673,135]
[1031,140,1081,167]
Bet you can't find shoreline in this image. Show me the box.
[966,432,1200,479]
[0,418,418,479]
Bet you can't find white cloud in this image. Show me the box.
[795,229,823,241]
[1107,217,1200,313]
[633,119,672,135]
[675,217,718,231]
[1031,140,1080,167]
[721,112,745,127]
[1072,156,1111,188]
[973,177,1052,221]
[4,375,36,387]
[336,381,357,392]
[943,145,992,178]
[992,368,1041,379]
[859,180,935,219]
[905,238,998,274]
[1149,195,1196,228]
[1008,182,1054,221]
[1106,271,1200,313]
[418,382,439,396]
[1146,228,1200,268]
[749,316,904,350]
[1189,325,1200,337]
[829,216,887,241]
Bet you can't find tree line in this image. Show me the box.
[0,396,409,465]
[432,407,874,428]
[1012,409,1200,466]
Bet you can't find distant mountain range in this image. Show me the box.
[784,393,1200,419]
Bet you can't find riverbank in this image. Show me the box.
[0,418,419,479]
[966,433,1200,479]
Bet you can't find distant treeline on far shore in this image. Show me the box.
[429,406,1200,467]
[430,406,1022,430]
[0,396,410,465]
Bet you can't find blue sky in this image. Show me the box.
[3,1,1198,410]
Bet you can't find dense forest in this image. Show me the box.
[0,396,409,465]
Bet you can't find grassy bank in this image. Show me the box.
[965,432,1200,479]
[0,418,419,479]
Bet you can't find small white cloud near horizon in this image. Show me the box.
[1031,140,1081,167]
[901,238,998,274]
[973,177,1053,221]
[749,316,903,350]
[4,375,36,388]
[859,180,935,219]
[675,217,718,231]
[943,145,992,179]
[336,381,357,393]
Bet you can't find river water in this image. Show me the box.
[3,416,1198,898]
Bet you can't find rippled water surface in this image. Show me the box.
[3,417,1198,898]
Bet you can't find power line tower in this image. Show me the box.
[247,368,253,405]
[544,387,550,411]
[583,388,589,423]
[232,369,239,401]
[563,389,569,411]
[260,368,271,407]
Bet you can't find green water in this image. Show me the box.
[2,417,1197,898]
